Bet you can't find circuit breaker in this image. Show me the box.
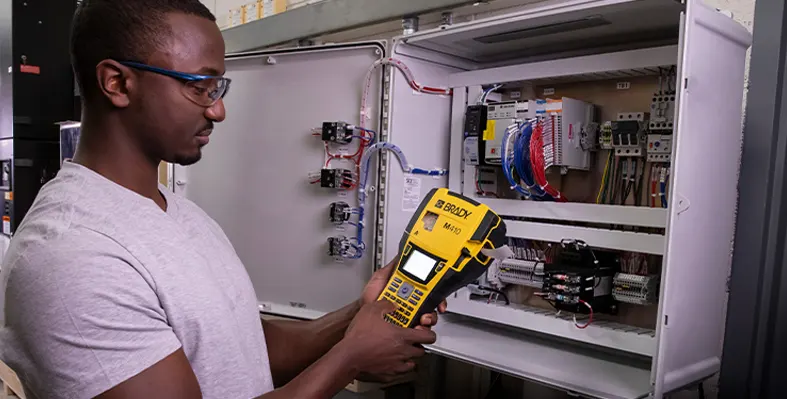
[612,112,646,157]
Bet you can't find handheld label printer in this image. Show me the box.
[378,188,507,327]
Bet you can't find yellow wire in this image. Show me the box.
[596,151,612,204]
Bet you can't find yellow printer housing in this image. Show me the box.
[378,188,507,327]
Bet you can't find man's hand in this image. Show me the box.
[360,259,448,329]
[340,301,437,382]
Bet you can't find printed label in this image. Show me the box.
[482,120,496,141]
[402,176,422,212]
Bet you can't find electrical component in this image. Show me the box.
[481,101,518,165]
[540,239,618,315]
[612,273,659,305]
[320,121,354,144]
[464,105,487,137]
[474,167,498,197]
[327,236,352,257]
[495,258,544,288]
[320,168,355,189]
[647,134,672,162]
[464,136,480,165]
[611,112,646,157]
[599,121,613,150]
[329,201,352,224]
[536,98,595,170]
[649,91,676,131]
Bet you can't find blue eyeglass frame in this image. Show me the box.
[118,61,231,104]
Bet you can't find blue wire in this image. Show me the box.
[410,168,444,176]
[514,123,550,200]
[355,128,377,143]
[501,124,532,198]
[660,182,668,208]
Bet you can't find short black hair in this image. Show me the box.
[71,0,216,101]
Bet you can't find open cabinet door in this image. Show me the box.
[380,44,460,263]
[180,43,384,319]
[653,1,751,395]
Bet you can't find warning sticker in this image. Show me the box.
[402,176,422,212]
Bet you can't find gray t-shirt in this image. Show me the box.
[0,162,274,399]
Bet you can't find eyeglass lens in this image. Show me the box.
[183,78,230,106]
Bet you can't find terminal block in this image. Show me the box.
[321,121,354,144]
[320,168,355,189]
[599,121,613,150]
[496,258,544,288]
[329,201,352,224]
[612,273,659,305]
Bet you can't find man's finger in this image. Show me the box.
[375,258,397,277]
[401,344,426,359]
[372,299,398,315]
[392,361,416,374]
[419,312,438,326]
[402,327,437,345]
[438,300,448,313]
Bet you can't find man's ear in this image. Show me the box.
[95,60,133,108]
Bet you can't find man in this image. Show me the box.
[0,1,445,398]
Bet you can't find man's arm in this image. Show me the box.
[263,300,361,387]
[262,261,446,387]
[99,301,436,399]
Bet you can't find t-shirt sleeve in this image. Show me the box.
[3,230,182,399]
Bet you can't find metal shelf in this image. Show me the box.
[221,0,478,53]
[427,313,653,399]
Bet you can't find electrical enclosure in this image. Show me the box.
[176,0,751,397]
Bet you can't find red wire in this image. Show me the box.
[650,164,658,208]
[530,120,567,202]
[574,300,593,329]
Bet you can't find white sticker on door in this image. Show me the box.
[402,176,422,212]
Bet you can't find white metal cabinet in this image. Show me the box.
[177,0,751,397]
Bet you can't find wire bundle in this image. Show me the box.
[310,127,376,187]
[530,119,566,202]
[648,164,670,208]
[347,142,446,258]
[477,83,504,104]
[596,156,646,205]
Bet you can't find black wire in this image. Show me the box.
[698,382,705,399]
[635,158,645,206]
[477,286,510,305]
[623,158,637,205]
[610,157,621,204]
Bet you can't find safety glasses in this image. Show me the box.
[118,61,231,107]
